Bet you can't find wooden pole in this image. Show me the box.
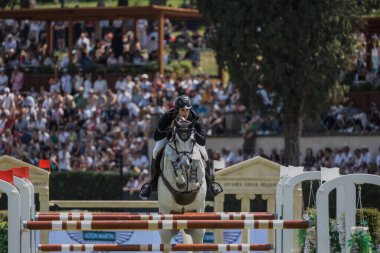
[46,20,53,55]
[38,243,274,252]
[24,220,312,230]
[35,212,277,221]
[68,17,74,63]
[158,13,165,74]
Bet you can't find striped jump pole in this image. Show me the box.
[38,243,273,252]
[36,211,272,216]
[35,212,277,221]
[24,219,312,230]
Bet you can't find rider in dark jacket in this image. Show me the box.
[139,95,223,198]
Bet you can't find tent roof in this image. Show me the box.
[0,5,202,21]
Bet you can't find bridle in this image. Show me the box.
[167,118,196,164]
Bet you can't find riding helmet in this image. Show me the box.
[175,95,192,110]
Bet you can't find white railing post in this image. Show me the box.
[316,174,380,253]
[0,178,21,253]
[13,176,33,253]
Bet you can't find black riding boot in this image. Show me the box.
[205,161,223,196]
[139,158,159,198]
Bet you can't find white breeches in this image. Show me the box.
[153,139,168,159]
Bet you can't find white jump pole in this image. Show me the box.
[0,171,21,253]
[316,174,380,253]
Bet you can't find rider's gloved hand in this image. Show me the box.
[166,130,173,140]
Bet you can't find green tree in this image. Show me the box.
[1,0,34,8]
[198,0,359,165]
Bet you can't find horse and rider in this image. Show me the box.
[140,95,223,199]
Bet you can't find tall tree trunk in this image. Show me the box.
[97,0,105,7]
[118,0,128,6]
[20,0,35,8]
[283,112,302,166]
[150,0,167,6]
[283,96,304,166]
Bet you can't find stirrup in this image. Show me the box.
[210,182,223,196]
[139,183,151,198]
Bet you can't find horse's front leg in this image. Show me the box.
[181,229,196,253]
[188,166,200,191]
[160,229,179,253]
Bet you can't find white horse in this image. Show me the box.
[157,118,207,253]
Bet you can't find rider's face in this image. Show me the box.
[178,108,190,119]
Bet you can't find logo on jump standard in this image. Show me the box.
[223,182,277,188]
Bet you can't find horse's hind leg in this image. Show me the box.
[160,229,179,253]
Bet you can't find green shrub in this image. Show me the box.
[50,171,127,200]
[356,208,380,245]
[164,60,193,76]
[179,60,193,74]
[0,222,7,253]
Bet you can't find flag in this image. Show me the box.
[39,159,51,172]
[12,167,30,179]
[0,170,14,183]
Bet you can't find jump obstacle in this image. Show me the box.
[1,165,380,252]
[34,212,277,221]
[37,243,274,252]
[24,220,311,230]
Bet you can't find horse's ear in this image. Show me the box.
[173,119,179,127]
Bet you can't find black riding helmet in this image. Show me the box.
[175,95,192,110]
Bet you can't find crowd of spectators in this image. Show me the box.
[301,145,380,175]
[0,16,206,76]
[321,101,380,133]
[1,18,380,194]
[0,70,244,193]
[353,32,380,89]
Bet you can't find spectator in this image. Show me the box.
[60,69,72,95]
[93,74,108,93]
[258,148,269,159]
[0,69,9,92]
[54,21,66,51]
[302,147,316,170]
[361,146,372,173]
[10,66,24,92]
[270,148,281,164]
[123,174,140,195]
[58,144,72,171]
[137,19,148,48]
[184,43,200,69]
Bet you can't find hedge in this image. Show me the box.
[356,208,380,245]
[0,222,7,253]
[50,171,129,200]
